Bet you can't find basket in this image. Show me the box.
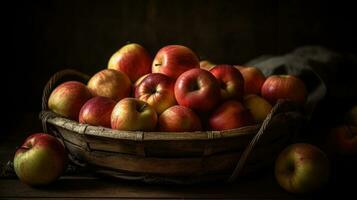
[39,69,305,184]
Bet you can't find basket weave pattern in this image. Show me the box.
[40,69,304,184]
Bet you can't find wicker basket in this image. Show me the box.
[40,69,305,184]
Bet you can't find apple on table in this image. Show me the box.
[14,133,68,186]
[275,143,330,194]
[326,125,357,156]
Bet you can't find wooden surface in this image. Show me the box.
[0,113,354,199]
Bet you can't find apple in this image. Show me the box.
[152,45,200,79]
[275,143,330,194]
[134,73,150,89]
[111,98,158,131]
[48,81,92,120]
[174,68,220,112]
[132,73,150,97]
[79,96,116,128]
[209,64,244,101]
[158,105,202,132]
[326,125,357,156]
[209,100,254,131]
[87,69,131,101]
[13,133,67,186]
[235,66,266,95]
[200,60,216,71]
[243,94,272,123]
[108,43,152,82]
[135,73,176,114]
[261,75,307,105]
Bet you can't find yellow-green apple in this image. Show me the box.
[13,133,67,186]
[209,100,254,131]
[243,94,272,123]
[111,98,158,131]
[87,69,131,101]
[326,125,357,156]
[158,105,202,132]
[135,73,176,114]
[235,66,266,95]
[209,64,244,101]
[175,68,220,112]
[261,75,307,105]
[48,81,92,120]
[200,60,216,71]
[79,96,116,128]
[275,143,330,194]
[152,45,200,79]
[108,43,152,82]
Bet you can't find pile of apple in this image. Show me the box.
[16,43,343,193]
[47,43,308,132]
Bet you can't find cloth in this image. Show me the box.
[246,46,357,119]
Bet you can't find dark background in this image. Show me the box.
[3,0,357,134]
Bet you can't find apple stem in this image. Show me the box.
[20,146,31,150]
[154,64,161,67]
[140,104,147,112]
[16,145,31,151]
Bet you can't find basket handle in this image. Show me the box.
[227,99,290,182]
[41,69,90,133]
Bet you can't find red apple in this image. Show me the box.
[134,73,150,89]
[132,73,150,97]
[235,66,266,95]
[13,133,67,186]
[79,96,116,128]
[261,75,307,105]
[275,143,330,194]
[200,60,216,71]
[175,68,220,112]
[326,125,357,156]
[152,45,200,79]
[209,100,254,131]
[111,98,158,131]
[209,64,244,101]
[243,94,272,123]
[135,73,176,114]
[87,69,131,101]
[108,43,152,82]
[158,105,202,132]
[48,81,92,120]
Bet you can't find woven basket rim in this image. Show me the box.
[40,110,261,141]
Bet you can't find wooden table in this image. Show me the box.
[0,113,354,199]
